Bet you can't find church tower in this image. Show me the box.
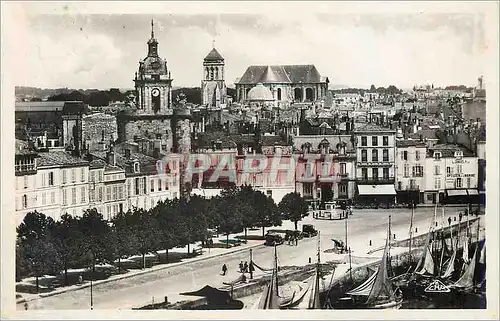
[201,43,227,108]
[134,20,173,114]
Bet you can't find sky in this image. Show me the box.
[12,4,489,90]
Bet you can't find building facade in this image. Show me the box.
[201,46,227,108]
[423,144,479,205]
[354,123,397,205]
[395,140,426,204]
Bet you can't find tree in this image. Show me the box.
[78,209,113,275]
[279,192,309,230]
[254,192,281,236]
[130,207,160,269]
[17,211,61,292]
[151,200,179,263]
[53,214,83,285]
[370,85,376,92]
[110,210,139,272]
[217,197,244,248]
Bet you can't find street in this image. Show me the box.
[20,206,470,310]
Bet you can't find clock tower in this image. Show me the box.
[134,20,173,114]
[118,20,191,155]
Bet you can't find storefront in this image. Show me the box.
[356,184,397,206]
[445,189,468,204]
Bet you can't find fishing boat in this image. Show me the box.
[334,218,403,309]
[281,232,324,309]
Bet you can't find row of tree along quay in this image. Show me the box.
[16,186,309,293]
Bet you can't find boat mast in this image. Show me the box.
[408,203,414,264]
[438,206,446,275]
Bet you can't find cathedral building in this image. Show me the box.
[235,65,329,105]
[201,44,227,109]
[117,21,191,155]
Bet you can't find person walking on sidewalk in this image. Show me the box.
[249,261,255,279]
[221,263,228,276]
[239,261,244,273]
[243,261,248,273]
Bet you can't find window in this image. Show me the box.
[383,168,389,179]
[62,189,67,205]
[457,164,462,174]
[90,189,95,202]
[71,188,77,205]
[446,167,451,174]
[413,166,423,177]
[134,163,140,173]
[434,178,441,189]
[99,171,103,182]
[151,179,155,192]
[24,176,28,189]
[22,194,27,208]
[383,149,389,162]
[81,187,86,203]
[434,165,440,175]
[118,186,123,199]
[361,136,367,146]
[415,151,420,161]
[361,149,367,162]
[339,184,347,194]
[362,168,368,179]
[158,179,162,191]
[383,136,389,146]
[372,149,378,162]
[51,191,55,204]
[467,177,471,188]
[409,179,416,189]
[372,136,378,146]
[340,163,346,175]
[107,187,111,201]
[48,172,54,186]
[372,168,378,180]
[434,152,441,160]
[404,164,409,178]
[113,186,118,201]
[403,151,408,161]
[427,194,433,201]
[90,171,95,182]
[41,192,46,205]
[135,178,140,195]
[62,170,67,184]
[81,168,85,182]
[304,183,313,196]
[456,178,462,188]
[71,169,76,183]
[164,179,169,190]
[143,177,147,194]
[98,187,103,201]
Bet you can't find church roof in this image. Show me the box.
[237,65,325,85]
[204,48,224,61]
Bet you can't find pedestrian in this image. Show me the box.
[241,273,247,283]
[24,302,28,310]
[295,236,298,246]
[78,275,83,285]
[459,212,463,222]
[239,261,243,273]
[249,261,255,279]
[448,216,452,226]
[243,261,248,273]
[221,263,228,276]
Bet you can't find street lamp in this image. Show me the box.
[90,251,94,310]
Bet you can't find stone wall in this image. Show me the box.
[82,113,117,151]
[176,119,192,154]
[122,118,173,152]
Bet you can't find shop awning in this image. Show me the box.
[358,184,396,196]
[446,189,468,196]
[467,189,479,196]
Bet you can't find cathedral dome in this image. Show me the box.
[247,83,274,101]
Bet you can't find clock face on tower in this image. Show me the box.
[151,88,160,97]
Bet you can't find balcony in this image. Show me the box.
[396,185,420,191]
[356,177,395,185]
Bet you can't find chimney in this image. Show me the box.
[419,134,423,142]
[125,149,131,159]
[106,150,116,166]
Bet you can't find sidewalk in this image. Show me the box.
[16,238,265,305]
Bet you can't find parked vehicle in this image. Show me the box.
[264,233,284,246]
[301,224,319,238]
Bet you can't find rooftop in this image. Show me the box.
[396,140,427,148]
[204,47,224,61]
[237,65,326,85]
[427,144,474,158]
[38,151,89,168]
[354,123,396,133]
